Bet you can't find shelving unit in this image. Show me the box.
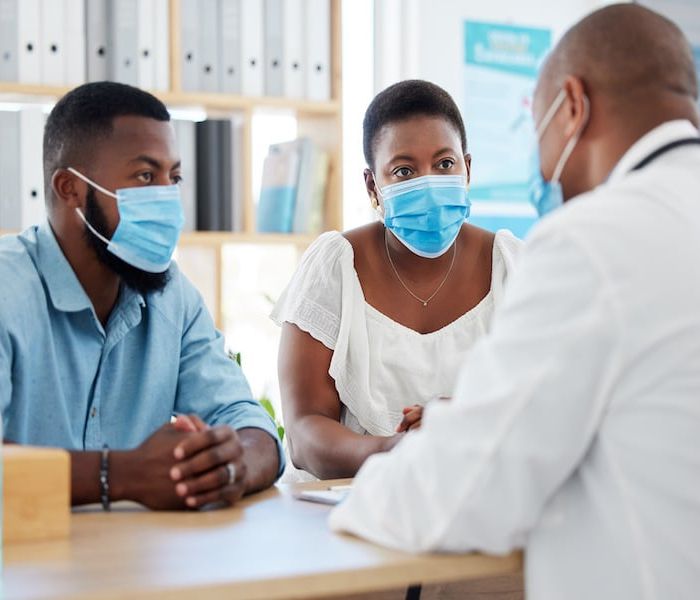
[0,0,344,328]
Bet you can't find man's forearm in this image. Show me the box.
[238,428,280,494]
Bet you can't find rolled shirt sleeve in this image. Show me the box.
[175,278,285,478]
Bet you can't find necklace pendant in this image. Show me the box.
[423,301,428,307]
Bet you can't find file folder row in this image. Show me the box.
[181,0,332,100]
[174,118,246,233]
[0,0,170,90]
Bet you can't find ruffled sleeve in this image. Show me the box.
[271,231,352,350]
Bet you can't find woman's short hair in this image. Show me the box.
[362,79,468,171]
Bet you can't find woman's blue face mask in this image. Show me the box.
[374,174,471,259]
[68,167,185,273]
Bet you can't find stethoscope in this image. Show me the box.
[630,137,700,172]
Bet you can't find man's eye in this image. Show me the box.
[394,167,412,177]
[138,172,154,183]
[172,175,183,184]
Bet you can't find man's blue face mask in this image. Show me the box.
[68,167,185,273]
[529,90,589,217]
[374,174,471,259]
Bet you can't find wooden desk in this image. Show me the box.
[3,480,522,600]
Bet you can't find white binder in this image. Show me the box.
[86,0,109,81]
[64,0,86,85]
[219,0,242,94]
[153,0,170,90]
[19,109,46,229]
[198,0,219,92]
[137,0,156,89]
[283,0,304,98]
[110,0,139,85]
[264,0,283,96]
[0,0,41,83]
[0,110,20,228]
[304,0,331,101]
[40,0,67,85]
[180,0,199,91]
[240,0,264,96]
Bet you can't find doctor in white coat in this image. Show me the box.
[330,4,700,600]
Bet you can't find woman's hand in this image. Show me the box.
[396,404,424,433]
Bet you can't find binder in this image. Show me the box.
[173,119,197,233]
[0,110,20,228]
[137,0,156,89]
[64,0,86,85]
[198,0,219,92]
[292,138,328,234]
[264,0,283,96]
[180,0,199,91]
[0,0,41,84]
[110,0,139,85]
[40,0,67,85]
[240,0,264,96]
[231,117,244,231]
[19,109,46,228]
[257,140,302,233]
[195,120,222,231]
[283,0,304,98]
[219,0,242,94]
[304,0,331,101]
[86,0,109,82]
[153,0,170,90]
[0,109,46,229]
[218,120,233,231]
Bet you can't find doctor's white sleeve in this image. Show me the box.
[329,224,623,554]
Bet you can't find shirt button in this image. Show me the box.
[91,407,97,418]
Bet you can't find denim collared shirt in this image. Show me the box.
[0,224,284,475]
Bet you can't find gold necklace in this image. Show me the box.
[384,230,457,307]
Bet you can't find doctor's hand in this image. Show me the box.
[396,404,424,433]
[169,415,248,510]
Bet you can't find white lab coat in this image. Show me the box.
[329,120,700,600]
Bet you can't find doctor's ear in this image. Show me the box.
[464,154,472,185]
[561,76,589,138]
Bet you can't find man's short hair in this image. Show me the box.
[363,79,468,171]
[43,81,171,200]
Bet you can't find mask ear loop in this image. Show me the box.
[67,167,120,249]
[370,171,385,215]
[551,95,591,184]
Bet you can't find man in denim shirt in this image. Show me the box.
[0,82,283,510]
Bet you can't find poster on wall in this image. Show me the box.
[463,21,551,238]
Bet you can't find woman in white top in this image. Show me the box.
[273,80,522,481]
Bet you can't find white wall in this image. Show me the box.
[374,0,625,106]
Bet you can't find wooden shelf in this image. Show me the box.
[179,231,318,247]
[0,83,340,116]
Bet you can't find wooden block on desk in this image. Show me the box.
[3,445,70,544]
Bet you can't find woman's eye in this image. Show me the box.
[394,167,412,177]
[137,172,154,184]
[172,174,183,184]
[437,158,455,170]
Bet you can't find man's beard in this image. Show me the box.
[83,187,170,295]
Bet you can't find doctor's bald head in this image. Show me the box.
[535,4,698,120]
[531,3,700,202]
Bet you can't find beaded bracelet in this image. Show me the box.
[100,445,111,511]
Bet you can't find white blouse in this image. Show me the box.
[272,229,522,478]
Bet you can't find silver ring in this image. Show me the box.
[226,463,237,485]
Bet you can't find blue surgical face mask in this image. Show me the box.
[68,168,185,273]
[375,174,470,259]
[529,89,589,217]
